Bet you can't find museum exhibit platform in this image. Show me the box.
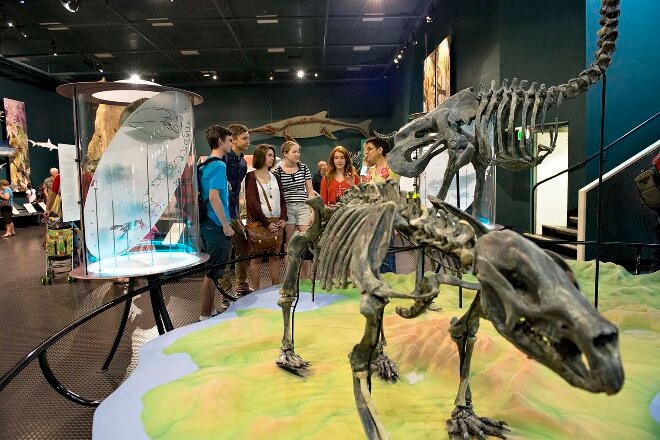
[94,266,659,440]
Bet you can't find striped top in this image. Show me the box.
[273,162,312,204]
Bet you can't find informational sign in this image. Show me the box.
[57,143,81,222]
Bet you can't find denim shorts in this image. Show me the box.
[201,218,231,280]
[286,202,311,225]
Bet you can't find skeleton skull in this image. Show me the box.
[474,230,624,395]
[389,89,478,178]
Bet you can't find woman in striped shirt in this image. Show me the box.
[273,141,314,277]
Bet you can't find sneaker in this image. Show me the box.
[212,299,231,316]
[235,286,254,297]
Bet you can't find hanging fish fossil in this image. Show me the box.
[250,111,371,141]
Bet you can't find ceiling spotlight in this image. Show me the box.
[203,73,210,77]
[212,74,217,80]
[397,53,402,59]
[51,40,58,56]
[297,69,305,79]
[151,77,155,82]
[8,21,14,28]
[425,15,433,23]
[61,0,82,13]
[413,39,418,45]
[269,73,274,80]
[129,73,141,82]
[98,64,103,72]
[314,72,318,78]
[393,58,398,64]
[19,28,27,38]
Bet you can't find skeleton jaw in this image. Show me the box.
[475,230,624,395]
[390,114,449,178]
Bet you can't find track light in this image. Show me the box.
[425,15,433,23]
[297,69,305,79]
[8,21,14,28]
[269,72,274,80]
[98,64,103,72]
[212,74,217,80]
[61,0,82,13]
[393,58,399,64]
[51,40,58,56]
[314,72,318,78]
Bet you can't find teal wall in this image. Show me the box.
[1,77,72,187]
[188,81,393,171]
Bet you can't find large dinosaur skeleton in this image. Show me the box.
[387,0,620,219]
[275,1,624,437]
[278,182,624,439]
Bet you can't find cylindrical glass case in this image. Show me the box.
[57,81,204,277]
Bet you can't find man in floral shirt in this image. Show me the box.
[363,137,400,184]
[363,136,399,273]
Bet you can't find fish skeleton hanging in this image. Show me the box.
[250,111,371,141]
[28,139,59,151]
[84,91,193,260]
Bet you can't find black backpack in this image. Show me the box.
[197,157,222,223]
[635,166,660,210]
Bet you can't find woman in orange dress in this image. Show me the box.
[320,145,360,207]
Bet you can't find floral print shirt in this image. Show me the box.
[363,163,400,184]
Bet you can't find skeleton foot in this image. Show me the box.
[427,302,443,312]
[276,349,311,376]
[373,352,399,383]
[446,405,509,440]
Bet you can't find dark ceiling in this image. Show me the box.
[0,0,435,89]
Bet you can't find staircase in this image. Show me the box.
[523,211,578,259]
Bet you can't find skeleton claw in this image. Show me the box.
[373,352,399,383]
[276,349,311,375]
[447,405,510,440]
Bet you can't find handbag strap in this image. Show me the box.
[255,175,274,215]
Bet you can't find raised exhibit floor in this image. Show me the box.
[94,262,660,439]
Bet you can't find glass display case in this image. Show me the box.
[57,81,204,277]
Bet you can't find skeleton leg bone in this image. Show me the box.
[447,292,510,439]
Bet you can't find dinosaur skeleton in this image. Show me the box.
[275,2,624,437]
[278,182,624,439]
[386,0,620,219]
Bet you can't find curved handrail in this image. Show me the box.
[0,251,283,399]
[530,112,660,232]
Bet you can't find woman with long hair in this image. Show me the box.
[273,140,314,277]
[0,180,14,238]
[245,144,288,289]
[320,145,360,207]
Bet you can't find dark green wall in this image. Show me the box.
[1,77,72,187]
[188,81,392,171]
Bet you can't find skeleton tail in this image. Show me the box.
[476,0,620,170]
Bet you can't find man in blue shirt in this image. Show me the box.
[219,123,252,296]
[199,125,235,320]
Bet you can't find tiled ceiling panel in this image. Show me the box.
[0,0,434,87]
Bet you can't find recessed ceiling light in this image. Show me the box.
[94,53,114,58]
[152,22,174,27]
[347,67,362,71]
[269,74,274,80]
[267,48,285,53]
[274,68,289,73]
[257,15,278,24]
[203,73,210,77]
[362,14,384,22]
[47,26,70,31]
[212,74,217,80]
[353,46,371,51]
[297,70,305,79]
[8,22,14,28]
[314,72,318,77]
[180,50,199,55]
[129,74,141,82]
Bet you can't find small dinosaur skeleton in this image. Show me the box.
[386,0,620,218]
[278,182,624,439]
